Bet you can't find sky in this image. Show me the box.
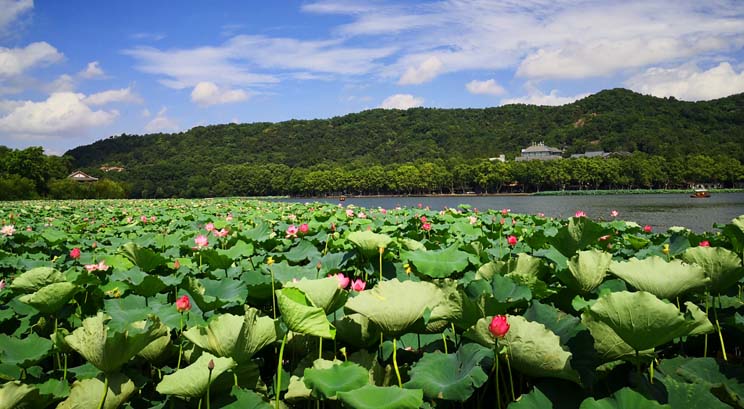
[1,0,743,155]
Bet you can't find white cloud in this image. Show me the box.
[144,107,179,133]
[47,74,76,92]
[399,56,444,85]
[84,87,143,106]
[141,108,151,118]
[501,83,588,106]
[80,61,105,79]
[0,42,64,77]
[379,93,424,109]
[465,79,506,96]
[0,0,33,34]
[626,62,744,101]
[190,81,249,106]
[0,92,118,135]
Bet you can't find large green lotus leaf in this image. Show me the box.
[551,217,608,257]
[402,245,470,278]
[17,282,79,313]
[609,257,709,300]
[335,313,381,348]
[118,242,166,273]
[284,240,322,263]
[587,291,706,352]
[684,302,714,336]
[303,360,370,399]
[186,276,248,311]
[503,315,581,383]
[276,287,335,339]
[64,312,168,373]
[670,357,744,406]
[36,378,70,400]
[420,279,463,333]
[564,249,612,293]
[0,381,43,409]
[222,386,271,409]
[404,343,493,402]
[580,312,654,363]
[462,317,497,348]
[0,333,53,368]
[657,373,731,409]
[682,247,744,294]
[184,308,276,363]
[156,353,236,398]
[9,267,66,292]
[579,387,669,408]
[285,277,348,314]
[57,373,136,409]
[347,231,392,258]
[136,334,171,363]
[508,386,554,409]
[220,240,254,260]
[476,254,542,280]
[344,279,447,336]
[523,301,583,345]
[337,385,423,409]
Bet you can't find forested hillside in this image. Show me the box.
[60,88,744,198]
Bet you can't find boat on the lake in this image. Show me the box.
[691,185,711,198]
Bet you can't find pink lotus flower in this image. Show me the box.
[469,216,478,225]
[537,212,545,217]
[575,210,586,218]
[195,234,209,248]
[699,240,710,247]
[214,228,229,238]
[610,210,619,217]
[358,212,367,219]
[92,242,97,249]
[501,208,510,216]
[418,203,423,208]
[420,216,427,223]
[330,273,350,289]
[286,225,299,238]
[84,264,99,272]
[150,216,157,222]
[226,214,233,222]
[350,279,366,292]
[84,260,108,272]
[299,223,309,234]
[507,235,518,246]
[422,223,432,231]
[0,279,5,291]
[380,208,387,214]
[126,217,133,223]
[176,295,191,313]
[1,225,15,236]
[140,215,148,223]
[598,235,611,241]
[489,315,510,338]
[70,248,81,260]
[643,225,652,233]
[205,222,216,232]
[174,259,181,269]
[346,209,354,218]
[25,226,32,231]
[96,260,109,272]
[499,218,505,225]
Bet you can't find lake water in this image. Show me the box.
[273,192,744,233]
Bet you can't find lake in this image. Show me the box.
[272,192,744,233]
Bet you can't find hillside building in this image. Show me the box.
[67,170,98,182]
[515,142,563,161]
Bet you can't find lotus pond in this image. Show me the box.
[0,199,743,409]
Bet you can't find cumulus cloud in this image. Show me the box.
[501,83,588,106]
[0,0,33,34]
[626,62,744,101]
[0,42,64,77]
[465,79,506,95]
[190,81,249,106]
[145,107,179,133]
[84,87,143,106]
[80,61,105,79]
[399,56,444,85]
[379,93,424,109]
[47,74,76,93]
[0,92,118,136]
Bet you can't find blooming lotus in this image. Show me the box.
[699,240,710,247]
[610,210,619,217]
[643,225,653,233]
[140,215,148,223]
[205,222,215,232]
[195,234,209,248]
[501,208,510,216]
[176,295,191,313]
[422,223,432,231]
[507,235,518,246]
[488,315,510,338]
[0,279,5,291]
[330,273,350,289]
[598,235,611,241]
[346,209,354,218]
[575,210,586,218]
[420,216,427,223]
[226,214,233,222]
[286,225,299,238]
[174,259,181,269]
[1,225,15,236]
[469,216,477,225]
[70,248,81,260]
[350,279,366,292]
[299,223,309,234]
[213,228,229,238]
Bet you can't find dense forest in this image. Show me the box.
[2,88,744,199]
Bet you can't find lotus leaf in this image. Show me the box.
[664,357,744,406]
[656,373,731,409]
[551,217,608,257]
[0,381,43,409]
[334,313,381,348]
[221,240,254,260]
[156,352,236,398]
[580,312,654,364]
[64,312,168,373]
[276,287,335,339]
[223,386,272,409]
[58,373,136,409]
[303,360,369,399]
[285,240,322,263]
[609,257,709,300]
[401,245,470,278]
[0,333,53,369]
[476,253,542,280]
[508,387,554,409]
[136,334,171,362]
[404,343,493,402]
[336,385,423,409]
[579,387,669,408]
[118,242,166,272]
[586,291,712,352]
[563,249,612,293]
[285,277,348,313]
[18,282,79,313]
[347,231,392,258]
[183,307,276,363]
[9,267,65,292]
[344,279,454,336]
[186,276,248,311]
[682,246,744,293]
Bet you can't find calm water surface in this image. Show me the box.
[273,193,744,233]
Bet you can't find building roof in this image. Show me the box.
[521,142,562,154]
[68,170,98,182]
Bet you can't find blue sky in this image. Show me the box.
[1,0,743,155]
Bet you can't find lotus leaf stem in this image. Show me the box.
[379,247,383,282]
[442,333,447,354]
[270,266,277,320]
[318,336,323,360]
[635,350,641,377]
[275,332,288,409]
[649,357,654,384]
[493,344,502,409]
[704,292,709,357]
[393,337,402,387]
[206,364,213,409]
[96,375,109,409]
[505,341,516,402]
[63,353,67,380]
[714,295,728,361]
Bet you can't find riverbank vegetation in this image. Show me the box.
[0,199,742,408]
